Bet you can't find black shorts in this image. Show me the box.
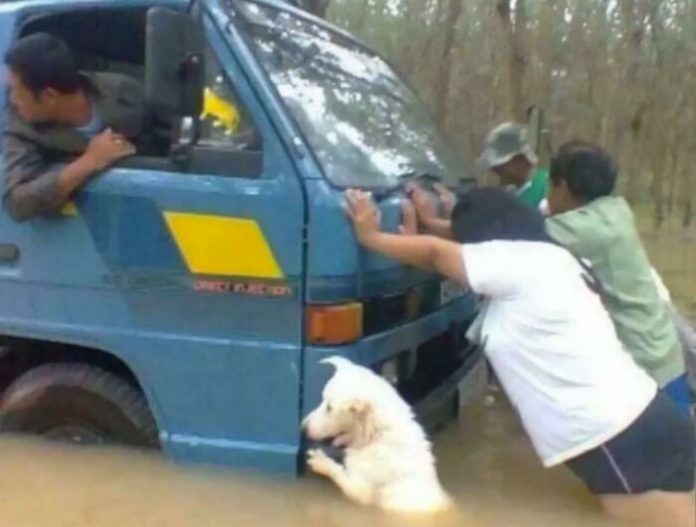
[566,391,696,494]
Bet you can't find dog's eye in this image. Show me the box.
[326,403,333,413]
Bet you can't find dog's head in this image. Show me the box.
[302,357,387,448]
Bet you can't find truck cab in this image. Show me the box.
[0,0,484,474]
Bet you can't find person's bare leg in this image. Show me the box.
[599,491,696,527]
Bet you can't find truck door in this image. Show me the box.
[0,5,306,472]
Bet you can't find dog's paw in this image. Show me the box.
[307,448,338,477]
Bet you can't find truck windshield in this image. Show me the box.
[232,0,470,189]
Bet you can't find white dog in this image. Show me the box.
[302,356,452,514]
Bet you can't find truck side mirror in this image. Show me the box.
[145,7,205,122]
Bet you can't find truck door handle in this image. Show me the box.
[0,244,20,264]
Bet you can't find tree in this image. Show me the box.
[434,0,464,128]
[325,0,696,223]
[495,0,528,121]
[293,0,331,18]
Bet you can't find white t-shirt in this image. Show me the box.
[463,241,657,467]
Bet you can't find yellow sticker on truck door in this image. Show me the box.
[163,212,283,279]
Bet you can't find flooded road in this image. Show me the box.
[0,399,614,527]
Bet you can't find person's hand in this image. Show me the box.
[406,182,438,224]
[399,199,418,235]
[345,189,382,243]
[434,183,457,217]
[83,128,136,172]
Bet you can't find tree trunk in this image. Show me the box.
[619,0,650,204]
[497,0,527,121]
[295,0,331,18]
[511,0,528,121]
[434,0,464,129]
[352,0,369,31]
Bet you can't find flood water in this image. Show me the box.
[0,398,615,527]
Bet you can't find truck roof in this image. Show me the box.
[0,0,303,5]
[0,0,374,63]
[0,0,186,13]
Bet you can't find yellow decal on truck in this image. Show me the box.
[61,201,78,216]
[164,212,283,279]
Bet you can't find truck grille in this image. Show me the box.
[397,324,474,405]
[362,281,441,335]
[372,320,478,406]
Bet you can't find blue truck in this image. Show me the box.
[0,0,484,474]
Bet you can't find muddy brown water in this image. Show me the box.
[0,399,615,527]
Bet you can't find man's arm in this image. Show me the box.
[407,183,454,238]
[420,217,453,239]
[360,230,467,285]
[545,215,583,254]
[346,189,526,299]
[345,189,467,285]
[3,130,135,222]
[3,134,65,221]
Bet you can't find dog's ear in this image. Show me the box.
[321,356,354,371]
[347,399,377,441]
[347,399,371,418]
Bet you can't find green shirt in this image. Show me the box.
[517,167,549,210]
[546,196,684,387]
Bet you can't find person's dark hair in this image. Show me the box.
[4,33,91,97]
[550,141,618,202]
[451,187,553,244]
[452,187,606,295]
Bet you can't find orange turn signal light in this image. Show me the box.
[307,302,363,345]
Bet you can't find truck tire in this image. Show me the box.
[0,363,158,447]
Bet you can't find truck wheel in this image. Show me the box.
[0,364,158,447]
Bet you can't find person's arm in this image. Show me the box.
[650,267,672,304]
[406,182,454,238]
[345,189,467,285]
[421,217,453,239]
[545,215,583,254]
[55,130,135,200]
[362,231,466,284]
[433,183,457,217]
[3,134,63,221]
[3,129,135,222]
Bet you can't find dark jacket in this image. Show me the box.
[2,72,153,221]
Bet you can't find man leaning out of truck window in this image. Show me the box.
[2,33,153,221]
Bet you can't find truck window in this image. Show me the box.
[16,7,261,166]
[198,43,260,151]
[19,9,148,80]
